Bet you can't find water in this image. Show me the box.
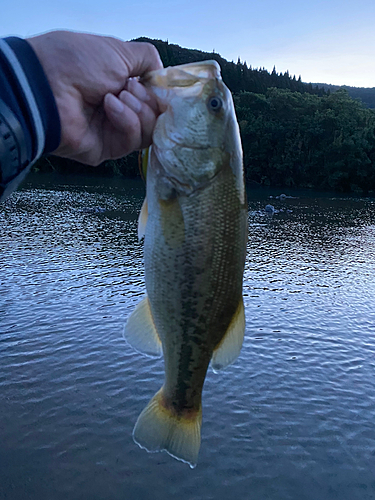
[1,174,375,500]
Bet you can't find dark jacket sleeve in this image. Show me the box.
[0,37,61,201]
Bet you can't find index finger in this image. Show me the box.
[120,41,163,78]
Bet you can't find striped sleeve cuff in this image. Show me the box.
[0,36,61,200]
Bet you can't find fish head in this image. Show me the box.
[142,60,242,191]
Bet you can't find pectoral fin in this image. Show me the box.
[211,299,245,373]
[124,296,162,358]
[138,197,148,240]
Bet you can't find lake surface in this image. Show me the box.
[1,173,375,500]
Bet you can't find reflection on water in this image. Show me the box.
[1,174,375,500]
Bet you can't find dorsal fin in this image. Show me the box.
[138,147,150,182]
[138,197,148,240]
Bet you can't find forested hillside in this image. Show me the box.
[236,89,375,192]
[136,38,326,96]
[34,39,375,194]
[316,83,375,109]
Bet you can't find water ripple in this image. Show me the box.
[1,178,375,499]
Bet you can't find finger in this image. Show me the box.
[104,93,142,153]
[119,90,157,148]
[125,78,160,115]
[119,90,143,115]
[121,41,163,77]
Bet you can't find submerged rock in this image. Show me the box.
[265,204,275,213]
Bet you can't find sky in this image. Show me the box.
[2,0,375,87]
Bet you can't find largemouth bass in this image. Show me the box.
[124,60,247,468]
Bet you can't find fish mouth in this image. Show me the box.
[141,60,221,89]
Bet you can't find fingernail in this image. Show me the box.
[127,78,149,101]
[106,93,125,113]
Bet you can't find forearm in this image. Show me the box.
[0,37,60,201]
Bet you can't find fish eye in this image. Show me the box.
[207,96,223,113]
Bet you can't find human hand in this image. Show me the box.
[27,31,163,165]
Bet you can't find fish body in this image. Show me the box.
[124,61,247,467]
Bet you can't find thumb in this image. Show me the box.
[119,41,163,78]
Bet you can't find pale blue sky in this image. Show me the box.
[2,0,375,87]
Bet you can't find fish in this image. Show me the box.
[124,60,248,468]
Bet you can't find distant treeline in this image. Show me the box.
[34,38,375,193]
[136,38,326,96]
[316,83,375,109]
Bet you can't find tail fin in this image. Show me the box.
[133,388,202,468]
